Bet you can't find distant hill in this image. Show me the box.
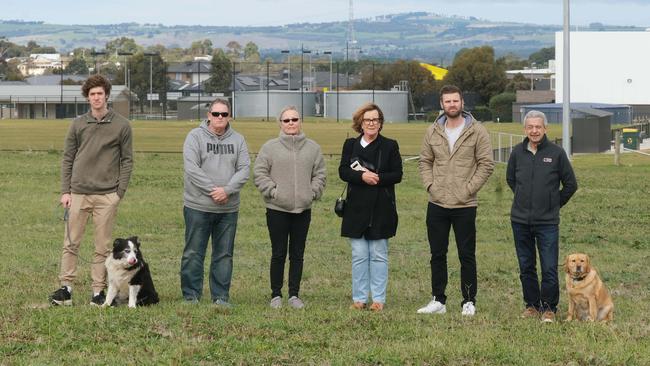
[0,13,644,63]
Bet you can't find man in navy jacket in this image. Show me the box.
[506,110,577,323]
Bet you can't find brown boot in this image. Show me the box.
[541,310,556,323]
[521,307,539,319]
[350,302,366,310]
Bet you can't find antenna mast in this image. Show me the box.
[348,0,358,61]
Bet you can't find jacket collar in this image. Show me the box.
[83,109,114,123]
[434,110,475,129]
[522,134,549,151]
[279,131,306,149]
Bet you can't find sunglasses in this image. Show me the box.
[281,118,300,123]
[210,111,229,118]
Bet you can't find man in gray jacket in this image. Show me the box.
[507,110,577,322]
[181,97,250,307]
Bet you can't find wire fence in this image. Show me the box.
[1,60,439,122]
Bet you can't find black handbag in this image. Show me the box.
[334,184,348,217]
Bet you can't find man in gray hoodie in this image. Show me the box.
[181,97,250,307]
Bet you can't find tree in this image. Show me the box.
[444,46,507,105]
[489,92,516,122]
[65,57,89,75]
[226,41,242,60]
[505,73,530,93]
[105,37,140,56]
[0,59,24,81]
[528,47,554,67]
[190,39,213,56]
[204,49,232,94]
[497,53,529,70]
[129,52,168,112]
[25,40,56,54]
[243,42,260,63]
[354,60,438,110]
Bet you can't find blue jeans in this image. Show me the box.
[511,222,559,312]
[350,237,388,304]
[181,206,238,302]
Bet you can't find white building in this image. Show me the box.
[17,54,62,77]
[555,31,650,118]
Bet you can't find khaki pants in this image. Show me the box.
[59,193,121,293]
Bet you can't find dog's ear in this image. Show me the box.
[129,236,140,247]
[113,239,121,248]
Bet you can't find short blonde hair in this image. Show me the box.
[277,105,300,122]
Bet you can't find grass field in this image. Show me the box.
[1,119,649,364]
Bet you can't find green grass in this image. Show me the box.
[0,120,649,364]
[0,118,559,156]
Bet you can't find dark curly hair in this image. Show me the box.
[81,74,112,98]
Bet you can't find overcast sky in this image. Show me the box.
[2,0,649,27]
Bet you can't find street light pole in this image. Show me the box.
[281,50,290,91]
[144,52,158,118]
[562,0,571,156]
[118,51,133,119]
[530,62,536,91]
[90,50,106,74]
[323,51,332,91]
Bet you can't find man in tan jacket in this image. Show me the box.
[417,85,494,316]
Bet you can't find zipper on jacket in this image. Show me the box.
[527,150,536,225]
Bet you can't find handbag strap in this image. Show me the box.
[338,183,348,199]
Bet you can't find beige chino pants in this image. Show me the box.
[59,193,120,293]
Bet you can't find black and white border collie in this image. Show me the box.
[103,237,159,308]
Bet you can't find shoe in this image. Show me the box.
[90,291,106,306]
[521,307,539,319]
[417,297,446,314]
[49,286,72,306]
[369,302,384,312]
[270,296,282,309]
[461,301,476,316]
[541,310,555,323]
[288,296,305,309]
[350,302,366,310]
[213,299,233,309]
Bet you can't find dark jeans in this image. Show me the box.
[426,203,477,306]
[266,208,311,298]
[511,222,560,312]
[181,206,238,302]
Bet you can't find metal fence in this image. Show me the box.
[1,59,439,121]
[490,131,525,164]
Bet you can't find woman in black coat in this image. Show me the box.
[339,103,403,312]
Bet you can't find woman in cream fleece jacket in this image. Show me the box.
[254,106,326,309]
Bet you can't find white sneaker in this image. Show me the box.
[462,301,476,316]
[270,296,282,309]
[288,296,305,309]
[417,298,446,314]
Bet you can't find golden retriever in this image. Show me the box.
[564,253,614,322]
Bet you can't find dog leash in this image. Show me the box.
[58,203,105,265]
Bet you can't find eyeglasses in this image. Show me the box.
[362,118,381,125]
[210,111,229,118]
[281,118,300,123]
